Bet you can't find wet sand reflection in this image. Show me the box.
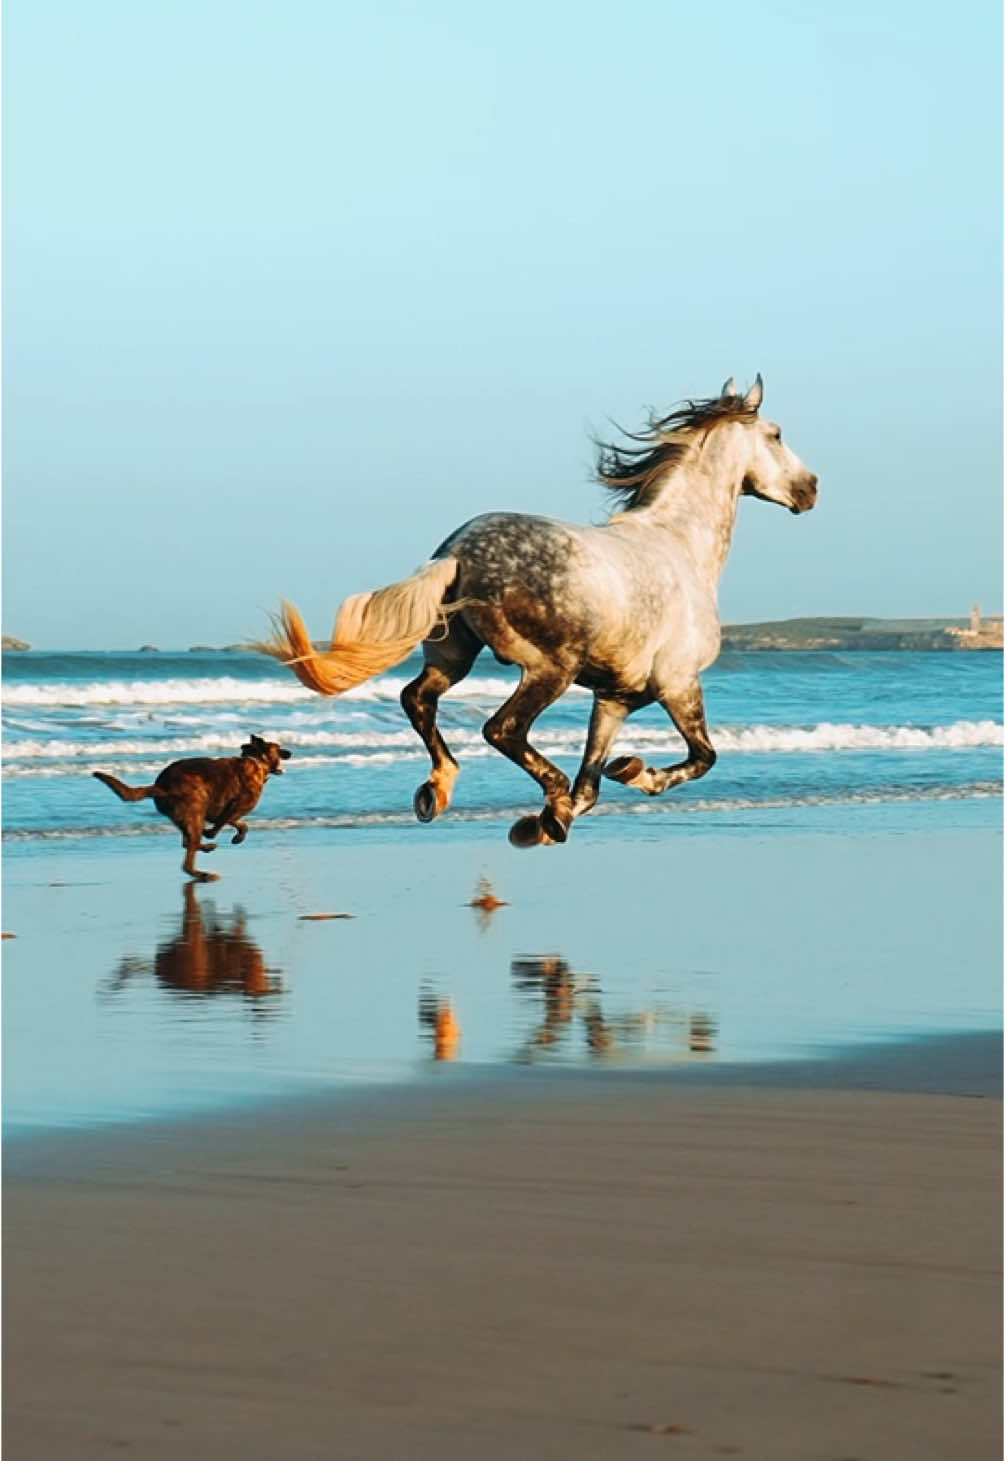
[511,954,719,1065]
[418,985,462,1060]
[101,883,283,1007]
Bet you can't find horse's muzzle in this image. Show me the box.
[789,476,818,514]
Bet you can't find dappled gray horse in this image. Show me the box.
[260,376,817,846]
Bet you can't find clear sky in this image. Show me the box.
[3,0,1001,650]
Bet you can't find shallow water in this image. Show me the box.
[3,648,1001,1132]
[3,799,1000,1134]
[3,650,1002,841]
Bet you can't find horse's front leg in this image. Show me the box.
[482,666,576,846]
[603,680,716,795]
[568,695,631,820]
[400,622,482,823]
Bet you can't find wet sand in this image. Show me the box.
[5,1033,1001,1461]
[4,819,1002,1458]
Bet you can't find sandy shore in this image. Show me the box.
[5,1033,1001,1461]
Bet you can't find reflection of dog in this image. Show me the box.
[93,734,291,881]
[154,884,280,998]
[103,882,282,1001]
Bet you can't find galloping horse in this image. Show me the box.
[259,376,817,846]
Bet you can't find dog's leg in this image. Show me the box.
[181,823,219,882]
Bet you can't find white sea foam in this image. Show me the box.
[3,718,1001,770]
[0,672,528,709]
[3,779,1001,841]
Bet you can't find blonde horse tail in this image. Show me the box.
[257,556,461,697]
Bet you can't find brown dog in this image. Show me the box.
[93,734,291,881]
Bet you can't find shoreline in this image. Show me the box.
[5,1026,1001,1159]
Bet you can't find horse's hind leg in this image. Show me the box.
[482,666,576,846]
[604,680,716,795]
[401,620,482,822]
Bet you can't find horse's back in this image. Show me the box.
[434,511,713,687]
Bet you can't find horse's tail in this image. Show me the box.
[257,556,461,697]
[93,771,162,802]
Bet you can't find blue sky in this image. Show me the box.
[3,0,1001,649]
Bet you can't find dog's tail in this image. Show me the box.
[254,556,461,697]
[93,771,166,802]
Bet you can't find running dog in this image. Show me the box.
[93,734,291,881]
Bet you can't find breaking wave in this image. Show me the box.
[4,718,1002,774]
[0,673,525,710]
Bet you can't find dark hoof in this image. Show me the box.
[414,782,440,823]
[200,842,217,853]
[603,755,645,785]
[540,805,571,844]
[508,814,548,849]
[188,871,220,883]
[231,830,246,845]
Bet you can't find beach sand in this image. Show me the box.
[3,822,1002,1459]
[4,1055,1001,1459]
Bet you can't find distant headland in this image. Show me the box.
[719,607,1003,652]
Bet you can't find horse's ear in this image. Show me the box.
[721,377,737,397]
[743,374,763,411]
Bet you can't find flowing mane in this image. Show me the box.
[595,394,759,510]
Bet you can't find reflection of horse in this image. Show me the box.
[259,377,816,846]
[418,985,461,1060]
[511,954,719,1064]
[103,883,282,1003]
[511,955,613,1059]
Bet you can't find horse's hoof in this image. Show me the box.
[508,814,554,849]
[200,842,217,853]
[190,871,220,883]
[414,782,441,823]
[603,755,645,786]
[540,805,571,844]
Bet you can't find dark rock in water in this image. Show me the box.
[1,636,30,651]
[188,645,217,652]
[138,645,159,653]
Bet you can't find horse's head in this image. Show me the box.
[726,376,818,515]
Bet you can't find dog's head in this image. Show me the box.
[241,734,292,775]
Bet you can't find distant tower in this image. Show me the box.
[970,603,982,633]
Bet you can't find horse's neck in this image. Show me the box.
[630,445,743,585]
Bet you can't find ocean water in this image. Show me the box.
[3,648,1002,842]
[2,648,1002,1133]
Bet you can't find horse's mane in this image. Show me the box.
[595,393,759,509]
